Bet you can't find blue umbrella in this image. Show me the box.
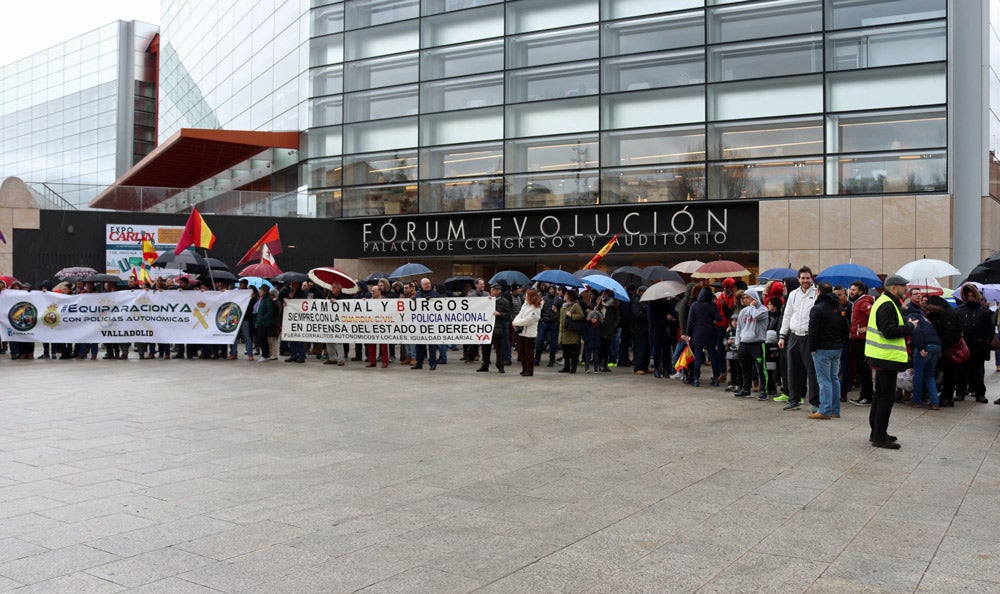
[531,269,582,287]
[490,270,530,287]
[758,267,797,282]
[390,263,432,279]
[239,276,275,291]
[365,271,391,284]
[816,263,883,289]
[581,274,629,302]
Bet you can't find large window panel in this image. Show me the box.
[421,177,505,212]
[709,117,823,160]
[422,0,503,16]
[506,134,599,174]
[307,125,343,158]
[310,95,343,126]
[827,63,945,112]
[709,36,821,82]
[344,149,418,185]
[344,116,417,152]
[709,157,824,199]
[303,156,344,188]
[602,87,705,129]
[420,107,504,145]
[506,170,600,209]
[603,50,705,92]
[833,151,946,194]
[422,40,504,80]
[507,0,599,34]
[829,109,946,153]
[507,62,599,103]
[602,11,704,57]
[421,5,504,47]
[345,0,420,30]
[602,164,707,204]
[602,126,705,167]
[826,0,945,30]
[345,53,418,91]
[310,33,344,67]
[344,20,418,60]
[826,22,945,70]
[708,0,821,44]
[603,0,703,20]
[710,75,822,121]
[506,97,599,137]
[420,142,503,178]
[343,183,418,216]
[345,85,418,122]
[312,3,345,36]
[421,74,503,112]
[507,27,599,69]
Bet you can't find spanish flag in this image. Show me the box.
[173,207,216,254]
[674,344,695,371]
[142,239,158,263]
[583,233,619,270]
[236,224,282,266]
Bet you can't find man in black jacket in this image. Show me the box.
[807,283,849,419]
[865,275,916,449]
[478,282,511,373]
[535,285,562,367]
[955,283,994,403]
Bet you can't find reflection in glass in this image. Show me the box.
[506,170,600,209]
[602,11,705,56]
[831,109,946,153]
[345,53,418,91]
[310,34,344,67]
[345,0,420,30]
[708,0,821,44]
[312,188,343,218]
[422,0,503,16]
[709,36,822,82]
[421,5,504,47]
[343,149,418,185]
[506,0,599,35]
[344,20,419,60]
[826,22,945,70]
[345,85,418,122]
[602,165,706,204]
[709,117,823,160]
[506,134,599,174]
[421,40,504,80]
[709,158,824,199]
[507,62,599,103]
[834,151,946,194]
[826,0,945,30]
[312,3,344,36]
[421,177,505,212]
[602,126,705,167]
[420,142,503,179]
[421,74,503,111]
[310,95,343,126]
[343,183,419,216]
[304,156,344,187]
[307,125,343,157]
[507,27,599,69]
[602,50,705,93]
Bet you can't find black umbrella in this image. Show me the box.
[84,273,124,284]
[390,263,433,279]
[611,265,644,285]
[205,257,232,271]
[639,266,684,283]
[272,271,309,284]
[365,271,391,284]
[444,276,476,292]
[202,270,238,283]
[152,250,208,273]
[962,265,1000,284]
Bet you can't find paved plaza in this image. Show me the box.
[1,352,999,593]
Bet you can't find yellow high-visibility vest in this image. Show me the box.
[864,293,908,363]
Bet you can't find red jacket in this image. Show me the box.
[715,290,735,328]
[850,294,874,340]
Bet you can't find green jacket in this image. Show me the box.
[559,301,585,345]
[255,296,278,328]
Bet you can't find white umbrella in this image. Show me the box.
[670,260,704,274]
[639,280,686,302]
[896,258,961,288]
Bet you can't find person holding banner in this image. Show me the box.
[478,282,511,373]
[412,278,440,370]
[323,283,347,367]
[366,283,391,368]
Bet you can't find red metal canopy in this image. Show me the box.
[90,128,299,210]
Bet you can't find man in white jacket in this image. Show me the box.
[779,267,819,411]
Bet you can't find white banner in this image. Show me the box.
[0,289,251,344]
[280,297,495,344]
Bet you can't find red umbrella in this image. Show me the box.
[0,275,19,287]
[691,260,751,279]
[239,262,283,277]
[308,266,359,294]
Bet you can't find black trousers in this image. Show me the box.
[738,342,764,393]
[850,339,873,399]
[561,343,580,372]
[786,334,819,406]
[871,369,897,440]
[958,350,986,398]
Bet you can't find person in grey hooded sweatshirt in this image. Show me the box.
[734,288,769,399]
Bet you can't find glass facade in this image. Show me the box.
[296,0,948,218]
[0,21,158,208]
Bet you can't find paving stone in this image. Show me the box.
[4,571,124,593]
[84,547,214,588]
[694,551,828,593]
[0,544,120,585]
[357,567,485,593]
[824,550,929,591]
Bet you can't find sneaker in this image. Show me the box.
[607,363,617,368]
[850,398,872,406]
[773,394,789,402]
[734,390,751,398]
[757,393,768,401]
[669,372,684,380]
[782,401,801,411]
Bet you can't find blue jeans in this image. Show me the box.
[912,343,941,405]
[812,349,841,416]
[535,320,558,363]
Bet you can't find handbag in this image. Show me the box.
[946,337,971,364]
[564,318,585,333]
[990,333,1000,351]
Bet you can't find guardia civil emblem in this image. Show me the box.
[42,304,60,328]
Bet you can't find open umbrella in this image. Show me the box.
[205,257,232,271]
[490,270,530,287]
[55,266,97,279]
[691,260,751,279]
[670,260,704,274]
[611,266,644,285]
[758,267,797,282]
[444,276,476,292]
[240,262,283,278]
[961,265,1000,285]
[581,274,629,302]
[640,281,687,302]
[84,273,124,284]
[896,258,961,289]
[309,266,360,294]
[202,270,238,283]
[239,276,275,291]
[390,263,432,279]
[815,263,882,289]
[573,268,610,279]
[272,271,309,284]
[0,275,20,287]
[153,249,209,273]
[640,266,684,283]
[531,269,582,287]
[907,277,944,296]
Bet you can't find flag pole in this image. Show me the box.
[204,248,216,289]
